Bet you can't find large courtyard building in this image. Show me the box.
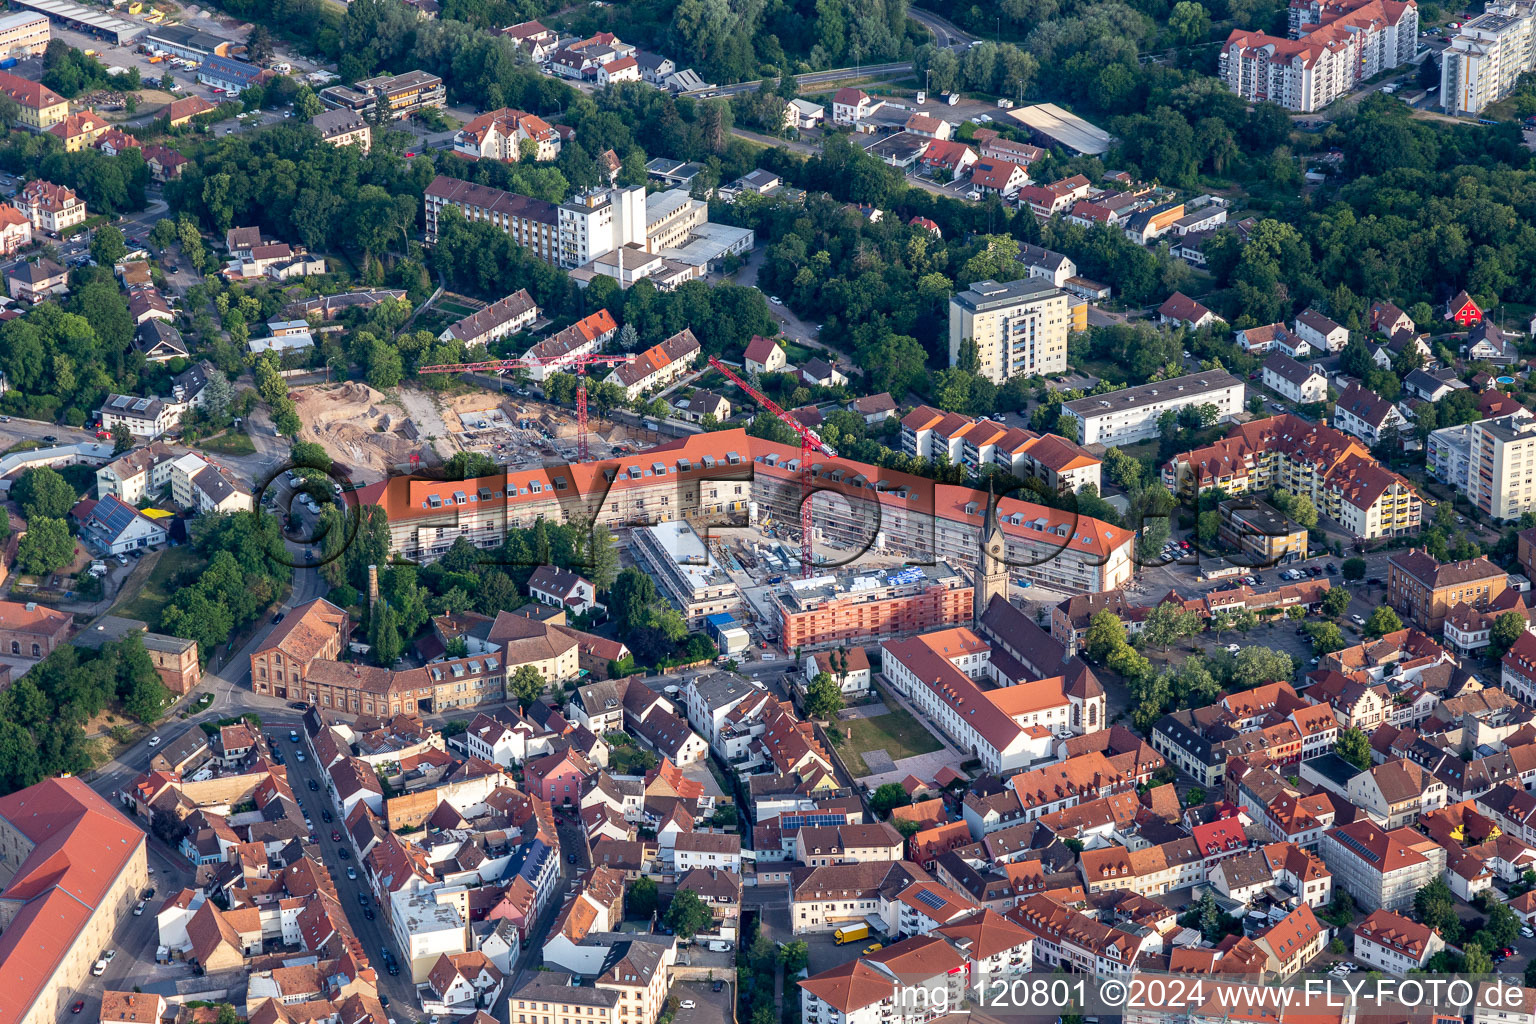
[948,278,1071,384]
[1442,1,1536,114]
[352,428,1135,596]
[0,777,148,1024]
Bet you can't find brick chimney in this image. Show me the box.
[368,564,379,613]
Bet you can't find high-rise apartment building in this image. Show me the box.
[1441,1,1536,114]
[948,278,1071,384]
[1465,412,1536,521]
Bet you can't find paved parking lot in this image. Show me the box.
[670,979,733,1024]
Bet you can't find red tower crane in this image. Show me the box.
[418,353,636,462]
[707,355,837,578]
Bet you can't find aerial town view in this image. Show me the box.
[7,1,1536,1024]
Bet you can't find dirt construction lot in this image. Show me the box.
[292,382,428,478]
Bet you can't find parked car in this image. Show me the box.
[308,779,319,791]
[338,847,351,859]
[147,735,161,747]
[71,1002,85,1014]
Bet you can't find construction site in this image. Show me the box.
[292,382,428,479]
[293,379,680,481]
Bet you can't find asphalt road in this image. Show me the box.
[279,724,424,1012]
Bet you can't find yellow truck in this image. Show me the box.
[833,924,869,945]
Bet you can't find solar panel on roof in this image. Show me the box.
[914,887,948,910]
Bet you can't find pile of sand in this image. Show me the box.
[292,382,426,476]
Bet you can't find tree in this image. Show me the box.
[13,467,76,522]
[804,671,844,720]
[1196,889,1223,942]
[1185,787,1206,806]
[664,889,712,940]
[509,665,545,707]
[1308,622,1347,655]
[294,84,323,120]
[1084,610,1128,663]
[1364,605,1402,639]
[16,517,73,575]
[1464,944,1493,976]
[1141,602,1203,649]
[90,224,127,267]
[292,441,332,472]
[1485,900,1520,949]
[369,604,403,665]
[1336,726,1371,770]
[609,567,660,634]
[626,876,658,919]
[1342,557,1367,581]
[778,939,810,976]
[112,423,133,454]
[1321,587,1351,618]
[870,782,911,817]
[1491,610,1529,658]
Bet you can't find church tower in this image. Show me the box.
[975,479,1009,627]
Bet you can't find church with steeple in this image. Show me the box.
[974,479,1010,628]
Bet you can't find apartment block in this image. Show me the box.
[1467,413,1536,522]
[1063,369,1245,447]
[320,70,445,119]
[423,175,558,261]
[1442,1,1536,115]
[1163,414,1421,540]
[772,562,972,652]
[1220,0,1419,112]
[629,520,742,628]
[948,278,1071,384]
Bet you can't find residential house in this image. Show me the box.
[1262,353,1327,404]
[832,87,875,125]
[1157,292,1222,330]
[13,179,86,235]
[1332,383,1408,446]
[7,257,67,303]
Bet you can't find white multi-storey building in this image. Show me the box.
[557,185,646,269]
[1061,369,1245,447]
[1428,422,1477,490]
[1467,412,1536,521]
[948,278,1071,384]
[1442,1,1536,115]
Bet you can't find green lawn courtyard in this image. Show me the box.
[835,696,943,777]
